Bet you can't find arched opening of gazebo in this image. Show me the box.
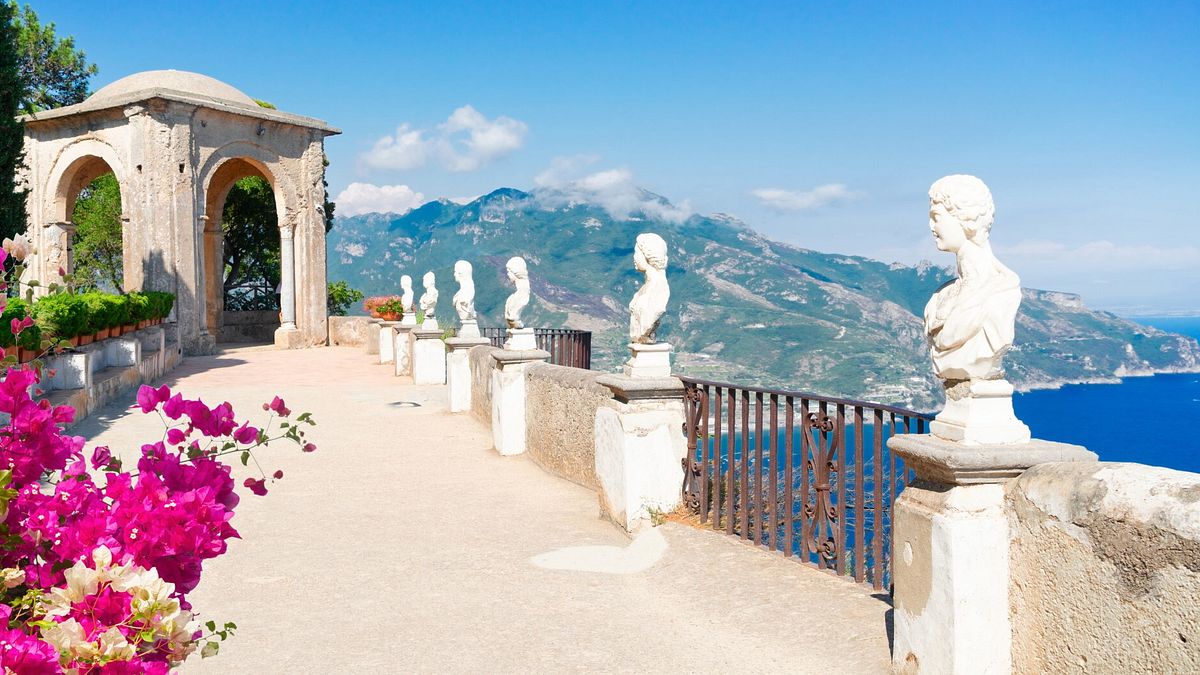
[202,156,284,343]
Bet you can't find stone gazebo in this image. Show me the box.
[18,70,339,353]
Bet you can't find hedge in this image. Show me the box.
[4,291,175,344]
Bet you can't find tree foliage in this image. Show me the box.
[222,176,280,311]
[327,281,363,316]
[10,1,98,113]
[71,173,122,291]
[0,2,25,243]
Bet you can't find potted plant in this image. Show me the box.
[376,297,405,321]
[363,296,386,318]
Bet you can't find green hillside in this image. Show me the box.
[328,189,1200,410]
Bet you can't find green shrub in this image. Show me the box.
[32,294,88,340]
[126,292,151,323]
[106,294,132,327]
[145,291,174,320]
[81,292,114,332]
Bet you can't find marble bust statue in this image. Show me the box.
[400,275,414,313]
[923,174,1021,384]
[503,256,530,329]
[629,233,670,344]
[419,271,438,322]
[452,260,476,322]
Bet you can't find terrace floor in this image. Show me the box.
[74,346,892,674]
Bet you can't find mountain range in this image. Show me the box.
[327,188,1200,410]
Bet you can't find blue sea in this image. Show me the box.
[1013,317,1200,474]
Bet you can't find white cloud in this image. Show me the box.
[335,182,427,216]
[532,155,692,223]
[360,105,529,173]
[751,184,860,211]
[996,239,1200,270]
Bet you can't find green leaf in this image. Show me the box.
[240,451,249,466]
[201,641,220,658]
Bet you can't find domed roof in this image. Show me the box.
[88,70,257,107]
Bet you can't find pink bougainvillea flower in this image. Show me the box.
[266,396,291,417]
[90,446,112,470]
[161,393,185,420]
[135,384,171,414]
[233,423,258,446]
[272,469,284,479]
[243,477,268,496]
[302,442,316,453]
[166,428,187,445]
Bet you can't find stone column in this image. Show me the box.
[411,327,448,385]
[490,346,550,455]
[193,215,213,351]
[888,435,1096,674]
[377,320,400,364]
[593,375,687,533]
[274,225,301,349]
[393,324,416,376]
[445,335,490,412]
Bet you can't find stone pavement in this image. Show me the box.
[73,345,892,674]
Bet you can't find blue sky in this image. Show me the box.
[37,1,1200,314]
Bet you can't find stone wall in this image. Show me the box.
[1008,462,1200,673]
[329,316,371,347]
[525,363,611,489]
[220,310,278,343]
[469,345,500,428]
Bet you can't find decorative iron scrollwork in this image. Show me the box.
[803,410,840,567]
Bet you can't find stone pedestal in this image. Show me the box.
[504,327,536,351]
[593,375,687,533]
[364,319,382,356]
[411,328,447,385]
[273,326,303,350]
[490,348,550,456]
[932,378,1031,445]
[400,312,417,327]
[446,336,490,413]
[458,318,481,339]
[623,342,672,378]
[420,317,439,330]
[888,434,1096,674]
[392,324,416,377]
[377,320,400,364]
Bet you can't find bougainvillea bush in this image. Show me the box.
[0,248,316,672]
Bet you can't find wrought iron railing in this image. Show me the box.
[480,327,592,370]
[679,377,932,590]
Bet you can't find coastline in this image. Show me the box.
[1013,364,1200,394]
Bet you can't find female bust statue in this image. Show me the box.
[504,256,530,329]
[400,275,414,313]
[629,233,670,344]
[452,260,476,321]
[923,175,1021,383]
[419,271,438,320]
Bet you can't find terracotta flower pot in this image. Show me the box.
[379,312,401,321]
[98,327,110,340]
[79,334,93,346]
[123,323,135,334]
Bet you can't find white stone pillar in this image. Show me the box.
[279,226,297,329]
[445,336,490,412]
[364,319,382,356]
[593,375,687,533]
[411,327,447,385]
[377,320,400,364]
[888,435,1096,674]
[393,324,415,376]
[490,346,550,455]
